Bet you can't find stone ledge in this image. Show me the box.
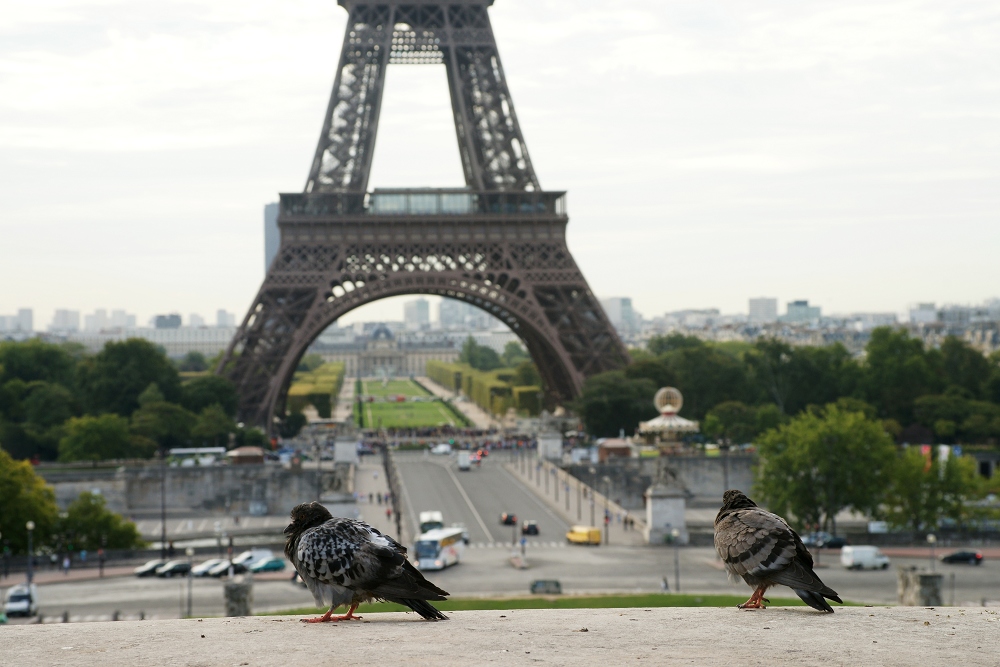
[1,607,997,666]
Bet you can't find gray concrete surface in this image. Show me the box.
[3,607,998,666]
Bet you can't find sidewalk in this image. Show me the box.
[0,565,135,586]
[332,376,355,423]
[505,458,648,547]
[353,459,408,544]
[416,376,499,429]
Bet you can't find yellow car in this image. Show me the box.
[566,525,601,545]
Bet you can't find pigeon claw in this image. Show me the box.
[738,586,769,610]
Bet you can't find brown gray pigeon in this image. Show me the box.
[714,489,842,612]
[284,501,449,622]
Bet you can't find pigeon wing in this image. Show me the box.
[715,507,799,583]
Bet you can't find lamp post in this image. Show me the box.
[160,446,168,560]
[577,480,582,521]
[185,547,195,618]
[927,533,937,572]
[671,528,681,593]
[26,521,35,584]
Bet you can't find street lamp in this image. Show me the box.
[927,533,937,572]
[185,547,195,618]
[671,528,681,593]
[26,521,35,584]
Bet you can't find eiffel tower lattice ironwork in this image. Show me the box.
[221,0,630,429]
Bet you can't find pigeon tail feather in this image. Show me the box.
[793,588,835,613]
[388,597,448,620]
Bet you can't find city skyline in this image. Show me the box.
[2,1,998,324]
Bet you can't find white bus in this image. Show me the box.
[414,527,466,571]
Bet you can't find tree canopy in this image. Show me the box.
[754,404,897,533]
[0,447,59,554]
[77,339,182,416]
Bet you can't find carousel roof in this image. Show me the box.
[638,412,699,434]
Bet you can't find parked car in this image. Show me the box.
[840,545,890,570]
[566,525,601,545]
[232,548,273,566]
[155,560,193,578]
[521,520,539,536]
[431,444,452,455]
[191,558,226,577]
[941,550,984,565]
[802,532,848,549]
[134,559,167,577]
[821,536,849,549]
[529,579,562,594]
[207,560,248,578]
[3,584,39,617]
[249,557,287,573]
[500,512,518,526]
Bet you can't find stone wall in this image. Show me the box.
[40,464,352,516]
[564,454,754,510]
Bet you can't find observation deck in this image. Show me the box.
[279,189,567,220]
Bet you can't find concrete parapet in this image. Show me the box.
[897,567,944,606]
[2,607,997,666]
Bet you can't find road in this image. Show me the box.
[394,451,570,547]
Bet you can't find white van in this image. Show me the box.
[4,584,39,617]
[430,444,452,455]
[457,451,471,471]
[233,548,274,567]
[840,545,890,570]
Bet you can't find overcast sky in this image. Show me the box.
[2,0,998,328]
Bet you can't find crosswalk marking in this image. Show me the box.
[468,541,565,549]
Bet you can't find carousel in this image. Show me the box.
[637,387,699,454]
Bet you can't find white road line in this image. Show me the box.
[442,462,493,541]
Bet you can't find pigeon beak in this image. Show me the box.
[283,523,295,536]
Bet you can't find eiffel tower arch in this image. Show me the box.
[221,0,630,429]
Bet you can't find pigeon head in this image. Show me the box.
[284,501,333,537]
[720,489,758,511]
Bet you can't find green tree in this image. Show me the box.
[861,327,942,425]
[512,360,541,387]
[130,384,196,452]
[55,491,145,551]
[574,371,658,437]
[177,351,208,372]
[659,344,750,420]
[0,339,77,386]
[647,333,704,356]
[501,341,530,367]
[297,353,324,372]
[883,448,990,533]
[59,414,142,462]
[746,339,861,415]
[180,375,238,416]
[703,401,759,445]
[754,404,897,534]
[76,339,182,416]
[191,404,236,447]
[0,447,59,553]
[940,336,991,398]
[459,337,502,371]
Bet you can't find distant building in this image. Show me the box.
[189,313,205,327]
[68,326,237,358]
[311,324,459,377]
[82,308,136,332]
[403,298,430,331]
[49,309,80,333]
[748,297,778,324]
[217,309,237,327]
[438,298,498,330]
[0,308,33,333]
[600,297,640,333]
[153,314,182,329]
[781,300,821,324]
[909,303,937,324]
[264,202,280,272]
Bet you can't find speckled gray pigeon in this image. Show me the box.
[284,501,448,622]
[714,489,842,612]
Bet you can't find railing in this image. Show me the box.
[280,189,567,218]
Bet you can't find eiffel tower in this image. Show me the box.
[221,0,630,429]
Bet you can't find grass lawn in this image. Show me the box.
[270,592,847,616]
[362,400,460,429]
[361,378,430,398]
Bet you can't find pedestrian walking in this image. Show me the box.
[385,507,392,521]
[62,555,71,575]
